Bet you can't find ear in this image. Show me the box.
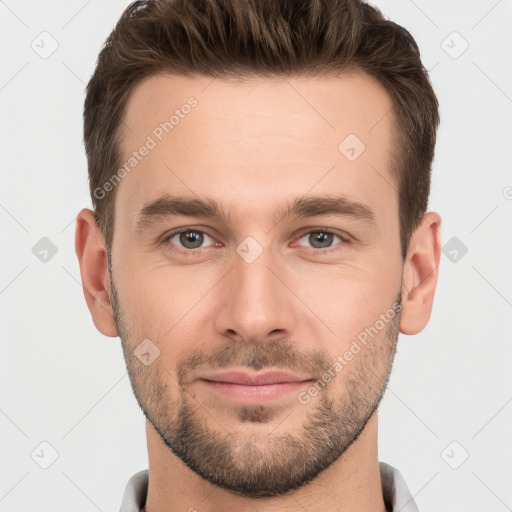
[74,208,119,337]
[400,211,442,335]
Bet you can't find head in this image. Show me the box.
[76,0,441,498]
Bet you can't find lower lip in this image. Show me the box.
[199,379,312,403]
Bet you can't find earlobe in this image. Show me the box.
[74,208,119,338]
[399,212,442,335]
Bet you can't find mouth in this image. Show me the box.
[198,369,315,403]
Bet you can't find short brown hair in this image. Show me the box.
[84,0,439,259]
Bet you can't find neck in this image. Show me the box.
[143,411,386,512]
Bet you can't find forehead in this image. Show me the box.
[115,71,396,228]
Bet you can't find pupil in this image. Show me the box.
[311,231,332,248]
[181,231,203,249]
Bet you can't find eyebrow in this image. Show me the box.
[134,193,376,232]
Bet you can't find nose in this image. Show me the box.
[213,242,300,345]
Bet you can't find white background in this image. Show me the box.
[1,0,511,510]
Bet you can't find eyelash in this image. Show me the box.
[160,227,351,256]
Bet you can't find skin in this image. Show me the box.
[75,71,441,512]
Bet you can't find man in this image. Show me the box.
[75,0,441,510]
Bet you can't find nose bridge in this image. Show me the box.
[214,238,297,343]
[235,244,277,303]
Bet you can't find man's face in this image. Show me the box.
[109,72,404,497]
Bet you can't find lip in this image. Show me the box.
[200,370,310,385]
[198,370,314,403]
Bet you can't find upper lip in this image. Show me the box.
[200,370,312,386]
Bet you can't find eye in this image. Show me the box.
[160,227,350,257]
[165,228,217,252]
[295,229,347,252]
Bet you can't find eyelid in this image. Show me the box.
[294,226,353,243]
[292,228,351,254]
[160,225,353,254]
[161,226,218,251]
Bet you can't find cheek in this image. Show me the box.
[306,276,400,371]
[120,273,207,364]
[117,237,401,358]
[117,258,195,324]
[302,263,397,323]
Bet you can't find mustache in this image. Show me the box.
[176,339,332,386]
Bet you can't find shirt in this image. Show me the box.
[119,461,419,512]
